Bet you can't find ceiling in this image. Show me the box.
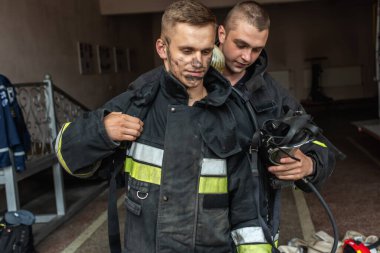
[99,0,315,15]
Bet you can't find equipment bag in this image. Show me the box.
[0,219,35,253]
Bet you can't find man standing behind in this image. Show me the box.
[217,0,335,250]
[55,1,262,252]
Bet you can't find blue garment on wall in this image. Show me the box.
[0,74,31,172]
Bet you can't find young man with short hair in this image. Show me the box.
[217,1,336,251]
[55,1,263,252]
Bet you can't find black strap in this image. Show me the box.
[277,115,310,146]
[233,86,281,252]
[108,159,122,253]
[251,154,281,253]
[107,86,159,253]
[107,102,144,253]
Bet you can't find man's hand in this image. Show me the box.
[268,149,314,181]
[104,112,144,141]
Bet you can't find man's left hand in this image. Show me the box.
[267,149,314,181]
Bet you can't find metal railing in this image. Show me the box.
[0,75,108,244]
[14,75,87,158]
[1,74,88,220]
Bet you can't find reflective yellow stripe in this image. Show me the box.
[55,122,97,178]
[55,122,101,178]
[237,244,272,253]
[56,123,76,176]
[312,140,327,148]
[198,177,227,194]
[124,158,161,185]
[56,123,71,175]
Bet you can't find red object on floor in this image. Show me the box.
[343,239,371,253]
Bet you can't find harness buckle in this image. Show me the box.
[137,191,148,200]
[249,145,258,154]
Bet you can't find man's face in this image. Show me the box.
[157,23,215,89]
[218,21,269,75]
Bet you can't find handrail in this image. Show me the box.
[13,78,88,111]
[14,75,88,158]
[52,81,89,111]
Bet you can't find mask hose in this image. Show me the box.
[302,178,339,253]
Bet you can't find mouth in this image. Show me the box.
[184,74,203,81]
[234,61,248,68]
[186,70,205,77]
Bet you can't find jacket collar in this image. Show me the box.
[160,66,232,107]
[243,49,268,93]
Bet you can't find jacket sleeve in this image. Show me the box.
[228,152,276,253]
[53,91,133,178]
[265,74,336,192]
[296,133,336,191]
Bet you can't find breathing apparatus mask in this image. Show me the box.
[260,110,320,166]
[259,109,321,189]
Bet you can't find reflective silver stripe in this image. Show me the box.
[232,227,266,245]
[201,158,227,176]
[0,147,10,153]
[274,233,279,242]
[13,151,25,156]
[127,142,163,167]
[232,227,280,246]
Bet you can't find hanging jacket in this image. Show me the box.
[0,75,30,172]
[0,104,11,168]
[55,66,272,253]
[234,50,336,248]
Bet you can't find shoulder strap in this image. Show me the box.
[232,87,281,253]
[108,80,160,253]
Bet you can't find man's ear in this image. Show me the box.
[218,25,226,44]
[156,38,167,60]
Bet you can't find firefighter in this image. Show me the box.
[217,1,336,250]
[55,1,265,252]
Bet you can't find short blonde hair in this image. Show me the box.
[161,0,216,43]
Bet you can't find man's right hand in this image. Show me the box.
[104,112,144,141]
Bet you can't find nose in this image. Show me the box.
[191,53,202,68]
[241,49,252,63]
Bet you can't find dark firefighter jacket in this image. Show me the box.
[0,74,30,172]
[235,50,336,244]
[55,66,272,253]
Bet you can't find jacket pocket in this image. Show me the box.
[125,177,159,215]
[203,194,229,209]
[196,195,230,247]
[125,178,149,215]
[125,196,141,216]
[250,97,276,113]
[124,177,159,252]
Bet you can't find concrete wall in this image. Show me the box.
[213,0,376,101]
[266,0,376,100]
[99,0,314,15]
[0,0,154,109]
[0,0,375,108]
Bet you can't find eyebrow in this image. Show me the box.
[178,46,214,51]
[234,39,264,50]
[234,39,250,47]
